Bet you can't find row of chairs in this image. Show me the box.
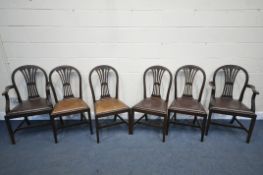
[2,64,259,144]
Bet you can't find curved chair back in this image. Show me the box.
[175,65,206,102]
[143,65,172,102]
[212,65,249,101]
[49,65,82,103]
[12,65,48,102]
[89,65,119,103]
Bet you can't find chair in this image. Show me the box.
[2,65,52,144]
[49,65,93,143]
[131,65,172,142]
[167,65,207,141]
[205,65,259,143]
[89,65,130,143]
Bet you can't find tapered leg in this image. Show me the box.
[129,109,134,135]
[50,116,58,143]
[166,111,171,135]
[5,117,15,144]
[173,113,177,124]
[230,116,236,124]
[246,117,256,143]
[24,116,31,125]
[205,112,212,136]
[145,114,148,121]
[162,115,167,142]
[59,116,64,126]
[95,116,100,143]
[87,110,93,135]
[201,116,207,142]
[113,114,117,122]
[193,115,197,125]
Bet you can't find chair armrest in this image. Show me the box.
[2,85,15,113]
[245,84,259,112]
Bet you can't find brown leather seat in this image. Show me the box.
[51,98,89,116]
[6,98,52,118]
[169,97,206,116]
[210,97,255,117]
[133,97,168,115]
[95,97,129,116]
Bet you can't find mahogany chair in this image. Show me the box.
[89,65,130,143]
[2,65,52,144]
[167,65,207,141]
[49,65,93,143]
[205,65,259,143]
[131,65,172,142]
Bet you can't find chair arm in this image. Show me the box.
[2,85,15,113]
[246,84,259,112]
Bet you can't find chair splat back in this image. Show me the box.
[213,65,249,100]
[89,65,119,102]
[12,65,48,102]
[175,65,206,101]
[49,65,82,102]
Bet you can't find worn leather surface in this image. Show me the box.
[210,97,255,116]
[51,98,89,116]
[6,98,52,117]
[169,97,206,115]
[133,97,168,115]
[95,97,129,115]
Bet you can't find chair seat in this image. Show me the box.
[169,97,206,116]
[51,98,89,116]
[95,97,129,116]
[6,98,52,118]
[210,97,255,116]
[133,97,168,115]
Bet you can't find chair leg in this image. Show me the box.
[145,114,148,121]
[129,109,134,135]
[113,114,117,121]
[205,112,212,136]
[201,116,207,142]
[59,116,64,126]
[193,115,197,125]
[230,116,236,124]
[162,115,167,142]
[166,111,171,135]
[24,116,31,125]
[95,116,100,143]
[50,116,58,143]
[5,117,15,144]
[246,117,256,143]
[86,111,93,135]
[173,113,177,125]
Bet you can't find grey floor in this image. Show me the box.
[0,119,263,175]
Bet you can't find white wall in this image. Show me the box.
[0,0,263,117]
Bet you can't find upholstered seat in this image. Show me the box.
[6,98,52,118]
[133,97,168,115]
[169,97,206,116]
[95,97,129,116]
[210,97,255,117]
[51,98,89,116]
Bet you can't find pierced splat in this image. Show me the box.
[20,67,40,99]
[143,66,172,102]
[56,67,74,98]
[182,67,198,97]
[151,67,165,97]
[221,67,241,97]
[96,67,111,98]
[12,66,48,101]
